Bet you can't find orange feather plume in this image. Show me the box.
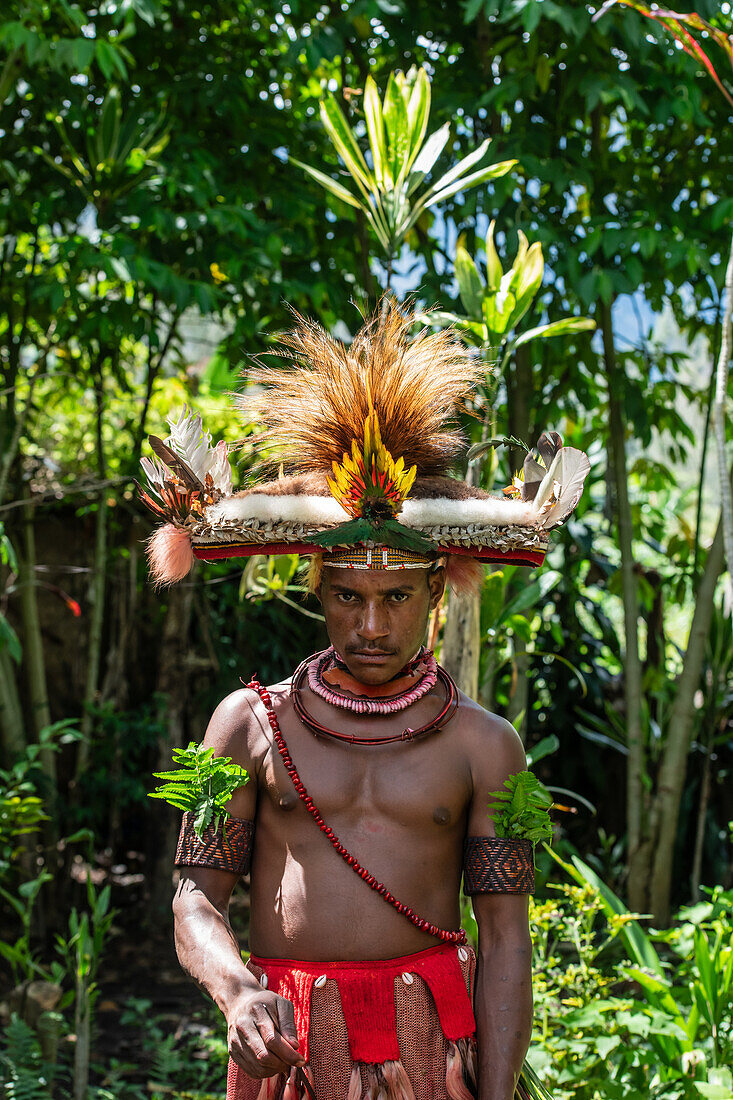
[240,302,483,479]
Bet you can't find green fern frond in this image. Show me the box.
[488,770,553,844]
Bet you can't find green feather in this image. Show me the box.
[310,519,376,547]
[310,517,438,554]
[378,519,439,554]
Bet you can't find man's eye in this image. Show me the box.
[390,593,409,603]
[337,593,357,603]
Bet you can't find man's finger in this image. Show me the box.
[263,1028,305,1068]
[276,996,300,1050]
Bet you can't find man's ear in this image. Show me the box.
[428,566,446,609]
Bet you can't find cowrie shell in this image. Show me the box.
[259,973,268,988]
[401,972,414,985]
[314,975,327,989]
[458,947,469,962]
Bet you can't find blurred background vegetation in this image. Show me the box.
[0,0,731,1097]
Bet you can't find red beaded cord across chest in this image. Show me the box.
[246,677,467,947]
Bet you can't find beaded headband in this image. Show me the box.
[322,547,440,571]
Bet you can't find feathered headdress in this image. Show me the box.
[140,303,590,588]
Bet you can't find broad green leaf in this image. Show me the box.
[485,220,503,289]
[494,570,561,628]
[455,244,484,317]
[0,615,21,664]
[363,76,387,186]
[526,735,559,766]
[319,95,373,195]
[622,966,685,1023]
[511,317,596,349]
[289,157,362,209]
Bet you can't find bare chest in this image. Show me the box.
[257,696,471,831]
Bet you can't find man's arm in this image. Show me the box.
[465,714,533,1100]
[172,688,305,1079]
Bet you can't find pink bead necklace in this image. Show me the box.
[307,646,438,715]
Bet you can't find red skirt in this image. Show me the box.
[226,943,478,1100]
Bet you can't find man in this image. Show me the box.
[143,305,587,1100]
[172,552,531,1100]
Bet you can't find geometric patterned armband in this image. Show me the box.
[463,836,535,895]
[174,812,255,876]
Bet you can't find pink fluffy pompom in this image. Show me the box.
[445,554,484,597]
[146,524,194,586]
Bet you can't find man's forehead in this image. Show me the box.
[322,566,430,592]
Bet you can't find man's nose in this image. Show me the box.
[357,602,389,640]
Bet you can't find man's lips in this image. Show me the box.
[348,649,395,658]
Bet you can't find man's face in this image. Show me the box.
[318,566,445,685]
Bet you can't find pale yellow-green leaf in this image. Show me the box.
[511,317,595,349]
[420,138,493,203]
[510,241,545,324]
[363,75,387,187]
[319,94,373,196]
[485,220,503,290]
[289,156,362,209]
[406,123,450,196]
[383,72,410,188]
[418,159,517,212]
[404,67,431,173]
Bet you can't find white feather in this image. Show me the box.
[534,448,590,528]
[165,407,233,494]
[140,455,168,487]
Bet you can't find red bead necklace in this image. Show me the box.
[246,677,467,947]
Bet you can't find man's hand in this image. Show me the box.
[226,989,305,1078]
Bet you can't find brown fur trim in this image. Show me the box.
[233,474,490,502]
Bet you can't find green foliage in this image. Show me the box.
[150,743,249,837]
[530,877,733,1099]
[488,769,553,843]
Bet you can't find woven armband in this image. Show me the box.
[175,812,255,876]
[463,836,535,895]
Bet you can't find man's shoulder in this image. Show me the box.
[454,689,526,770]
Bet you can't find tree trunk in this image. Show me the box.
[690,738,712,902]
[711,229,733,613]
[18,496,55,786]
[600,300,646,910]
[0,646,25,759]
[75,497,107,777]
[440,588,480,699]
[148,583,194,920]
[648,519,724,924]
